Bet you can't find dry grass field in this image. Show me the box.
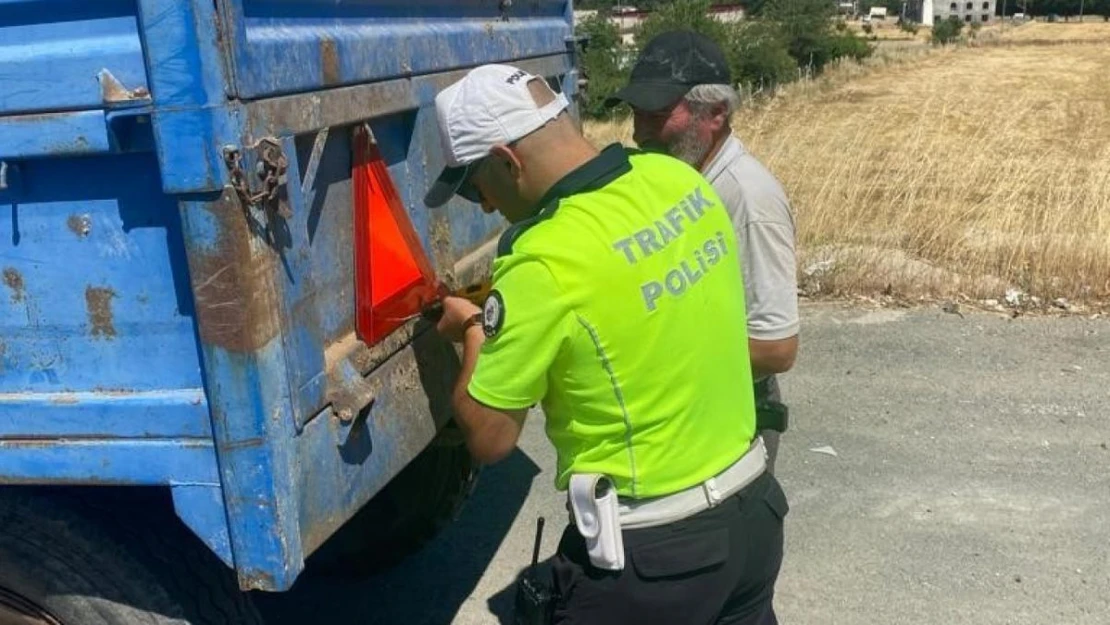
[585,23,1110,309]
[845,20,923,42]
[998,19,1110,43]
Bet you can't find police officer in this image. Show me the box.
[607,31,800,473]
[424,64,788,624]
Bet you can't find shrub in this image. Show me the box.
[862,22,874,34]
[931,16,964,45]
[826,33,874,62]
[574,0,876,117]
[899,19,921,34]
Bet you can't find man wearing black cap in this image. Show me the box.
[608,30,800,475]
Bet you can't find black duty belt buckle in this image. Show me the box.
[515,517,556,625]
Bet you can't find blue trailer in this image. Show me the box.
[0,1,578,621]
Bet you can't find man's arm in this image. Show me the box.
[738,218,799,377]
[437,297,526,465]
[750,335,798,378]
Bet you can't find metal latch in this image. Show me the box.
[223,138,291,219]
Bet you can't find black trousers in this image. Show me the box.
[550,472,788,625]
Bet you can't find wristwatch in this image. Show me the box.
[463,312,484,333]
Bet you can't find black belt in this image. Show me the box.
[754,376,789,433]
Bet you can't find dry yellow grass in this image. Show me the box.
[998,20,1110,43]
[584,32,1110,307]
[845,21,922,42]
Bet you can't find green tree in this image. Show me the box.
[633,0,799,92]
[1093,0,1110,20]
[732,21,800,90]
[634,0,733,51]
[575,12,629,119]
[765,0,870,71]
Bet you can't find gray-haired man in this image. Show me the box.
[607,30,800,472]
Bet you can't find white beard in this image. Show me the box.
[669,128,712,170]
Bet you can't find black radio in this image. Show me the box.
[514,517,556,625]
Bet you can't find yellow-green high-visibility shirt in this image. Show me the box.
[469,144,757,499]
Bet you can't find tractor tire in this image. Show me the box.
[306,432,479,578]
[0,490,262,625]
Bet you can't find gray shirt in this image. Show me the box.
[703,136,799,342]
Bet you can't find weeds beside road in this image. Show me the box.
[584,23,1110,314]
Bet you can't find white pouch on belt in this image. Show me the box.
[568,474,625,571]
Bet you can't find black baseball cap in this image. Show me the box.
[605,30,732,112]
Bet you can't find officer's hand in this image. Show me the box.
[436,295,482,343]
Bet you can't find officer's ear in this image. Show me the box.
[488,144,523,180]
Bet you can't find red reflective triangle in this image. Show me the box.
[352,126,439,345]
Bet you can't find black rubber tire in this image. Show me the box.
[306,434,479,578]
[0,490,262,625]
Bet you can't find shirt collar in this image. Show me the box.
[497,143,632,258]
[703,135,745,183]
[529,143,633,215]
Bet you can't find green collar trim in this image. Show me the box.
[496,143,633,257]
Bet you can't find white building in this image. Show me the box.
[932,0,996,24]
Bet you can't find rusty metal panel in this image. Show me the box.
[176,188,307,591]
[243,54,572,140]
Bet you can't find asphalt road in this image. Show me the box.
[257,302,1110,624]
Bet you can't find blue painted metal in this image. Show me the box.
[293,335,454,557]
[0,111,113,159]
[0,438,219,484]
[0,0,577,595]
[0,151,202,395]
[0,0,150,115]
[0,389,210,439]
[135,0,240,193]
[218,0,572,99]
[172,483,235,567]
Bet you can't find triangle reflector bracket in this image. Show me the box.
[352,125,440,346]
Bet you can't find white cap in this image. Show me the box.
[423,64,570,208]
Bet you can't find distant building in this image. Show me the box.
[905,0,935,24]
[930,0,996,24]
[573,4,746,48]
